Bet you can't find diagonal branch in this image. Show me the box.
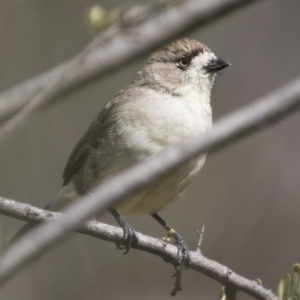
[0,0,259,143]
[0,197,277,300]
[1,75,300,294]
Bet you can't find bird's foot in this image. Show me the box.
[163,229,190,270]
[172,230,190,271]
[109,208,138,254]
[163,229,190,296]
[116,218,138,255]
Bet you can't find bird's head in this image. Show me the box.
[138,38,230,96]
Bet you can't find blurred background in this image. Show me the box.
[0,0,300,299]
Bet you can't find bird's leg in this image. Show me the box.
[151,213,190,295]
[151,213,190,271]
[109,207,138,254]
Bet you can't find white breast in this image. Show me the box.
[120,87,211,152]
[114,87,212,214]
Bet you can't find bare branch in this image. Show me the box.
[0,0,258,143]
[196,223,205,254]
[0,197,277,300]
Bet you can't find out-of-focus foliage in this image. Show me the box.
[86,1,183,33]
[219,267,300,300]
[219,286,227,300]
[219,279,261,299]
[86,5,121,32]
[278,264,300,300]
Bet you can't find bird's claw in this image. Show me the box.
[173,231,190,271]
[164,229,190,270]
[163,229,189,296]
[116,220,138,254]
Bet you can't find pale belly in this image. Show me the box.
[113,95,211,214]
[51,147,207,215]
[114,155,207,215]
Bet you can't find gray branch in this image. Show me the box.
[0,0,258,143]
[1,75,300,296]
[0,197,277,300]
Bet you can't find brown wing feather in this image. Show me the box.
[62,96,120,186]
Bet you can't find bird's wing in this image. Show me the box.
[62,96,120,186]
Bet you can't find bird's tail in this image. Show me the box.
[10,183,78,245]
[10,221,37,245]
[8,221,42,261]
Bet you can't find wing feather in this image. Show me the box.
[62,97,120,186]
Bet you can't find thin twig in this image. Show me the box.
[0,197,276,300]
[171,269,182,296]
[196,223,205,254]
[0,0,259,143]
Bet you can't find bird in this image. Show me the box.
[14,38,230,265]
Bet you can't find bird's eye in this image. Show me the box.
[177,57,190,69]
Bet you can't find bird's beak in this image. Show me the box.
[204,58,230,73]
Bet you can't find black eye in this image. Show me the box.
[177,57,190,69]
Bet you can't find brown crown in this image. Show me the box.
[149,38,211,63]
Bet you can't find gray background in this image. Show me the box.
[1,1,300,299]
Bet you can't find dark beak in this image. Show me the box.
[204,58,230,73]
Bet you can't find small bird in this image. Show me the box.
[14,38,229,263]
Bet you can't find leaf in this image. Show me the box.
[292,264,300,299]
[87,5,121,32]
[219,286,227,300]
[278,273,291,300]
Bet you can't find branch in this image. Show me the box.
[0,197,277,300]
[0,0,258,143]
